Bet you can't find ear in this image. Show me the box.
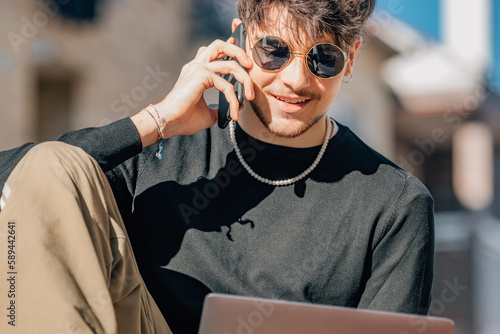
[232,18,243,32]
[344,36,363,77]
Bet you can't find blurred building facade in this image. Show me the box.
[0,0,190,150]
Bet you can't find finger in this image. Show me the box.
[212,75,241,121]
[196,46,208,58]
[197,39,253,69]
[204,61,254,101]
[230,101,242,122]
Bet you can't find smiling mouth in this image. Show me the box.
[271,94,311,104]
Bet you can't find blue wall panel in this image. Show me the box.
[492,0,500,92]
[376,0,441,41]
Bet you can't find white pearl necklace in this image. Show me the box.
[229,119,332,187]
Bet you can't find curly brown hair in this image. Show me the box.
[237,0,376,49]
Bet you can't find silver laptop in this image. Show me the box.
[198,293,454,334]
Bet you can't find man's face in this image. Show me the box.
[242,19,354,139]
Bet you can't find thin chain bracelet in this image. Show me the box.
[144,105,166,159]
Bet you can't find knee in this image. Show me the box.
[29,141,80,156]
[3,142,102,207]
[24,142,96,174]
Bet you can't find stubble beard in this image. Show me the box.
[249,99,326,139]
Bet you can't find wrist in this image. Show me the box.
[130,109,160,148]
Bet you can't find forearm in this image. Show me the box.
[0,118,143,191]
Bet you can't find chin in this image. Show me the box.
[250,100,323,139]
[266,118,312,138]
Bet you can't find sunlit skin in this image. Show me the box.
[232,16,362,148]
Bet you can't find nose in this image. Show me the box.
[279,53,311,91]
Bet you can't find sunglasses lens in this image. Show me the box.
[252,36,290,71]
[307,44,345,78]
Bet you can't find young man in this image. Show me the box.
[0,0,434,333]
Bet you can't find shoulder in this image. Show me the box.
[326,121,433,206]
[333,122,405,175]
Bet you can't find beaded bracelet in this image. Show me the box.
[144,104,166,160]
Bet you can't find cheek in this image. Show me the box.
[248,66,274,88]
[248,67,276,101]
[318,79,343,106]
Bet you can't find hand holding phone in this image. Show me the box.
[138,23,252,143]
[218,23,246,129]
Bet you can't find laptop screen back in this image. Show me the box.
[198,293,454,334]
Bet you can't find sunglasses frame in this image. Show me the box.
[249,35,349,79]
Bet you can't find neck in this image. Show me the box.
[237,107,329,148]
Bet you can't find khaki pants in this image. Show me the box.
[0,142,172,334]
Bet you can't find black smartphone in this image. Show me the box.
[217,23,246,129]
